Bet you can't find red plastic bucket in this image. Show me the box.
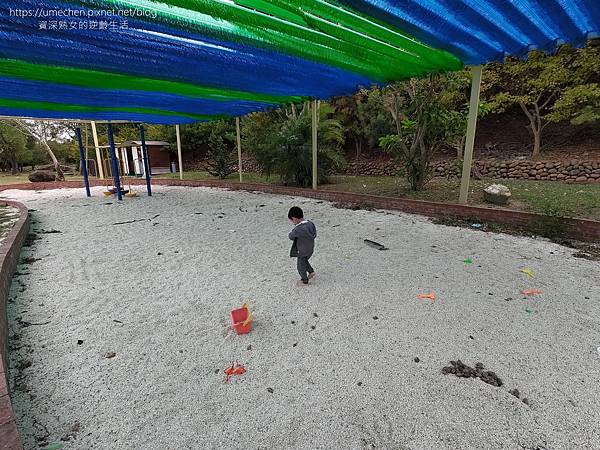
[230,307,253,335]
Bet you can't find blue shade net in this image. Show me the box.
[338,0,600,64]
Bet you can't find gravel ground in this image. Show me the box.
[3,186,600,450]
[0,204,21,244]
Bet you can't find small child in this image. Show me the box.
[288,206,317,287]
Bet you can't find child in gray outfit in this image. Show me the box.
[288,206,317,286]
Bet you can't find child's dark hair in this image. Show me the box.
[288,206,304,220]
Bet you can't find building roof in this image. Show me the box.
[0,1,598,124]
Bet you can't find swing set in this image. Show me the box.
[74,122,152,200]
[98,148,138,198]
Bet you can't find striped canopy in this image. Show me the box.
[1,1,598,124]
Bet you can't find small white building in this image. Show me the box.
[91,141,176,177]
[119,140,175,176]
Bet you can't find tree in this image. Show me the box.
[23,135,49,170]
[161,122,218,161]
[483,44,600,156]
[331,88,393,158]
[50,139,79,166]
[379,73,468,191]
[548,83,600,125]
[158,119,237,178]
[90,123,169,145]
[5,120,72,179]
[204,120,237,179]
[356,89,395,155]
[241,110,281,178]
[243,103,345,187]
[0,122,27,174]
[546,41,600,125]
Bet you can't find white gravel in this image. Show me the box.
[3,186,600,450]
[0,205,21,245]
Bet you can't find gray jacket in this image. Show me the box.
[289,220,317,258]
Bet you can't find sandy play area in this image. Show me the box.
[3,185,600,449]
[0,205,21,245]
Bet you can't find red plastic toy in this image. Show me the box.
[521,289,543,296]
[230,304,253,335]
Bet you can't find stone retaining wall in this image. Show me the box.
[185,157,262,174]
[343,158,600,183]
[342,159,402,176]
[189,156,600,183]
[0,200,29,450]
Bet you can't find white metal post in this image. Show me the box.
[459,66,483,204]
[90,121,104,179]
[121,147,129,174]
[312,100,318,190]
[236,117,242,182]
[175,124,183,180]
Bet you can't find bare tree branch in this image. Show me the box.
[8,119,65,180]
[540,92,556,110]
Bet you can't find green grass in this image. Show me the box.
[0,174,35,185]
[2,169,598,221]
[323,175,600,220]
[321,175,405,197]
[501,179,600,219]
[0,173,84,185]
[157,172,600,220]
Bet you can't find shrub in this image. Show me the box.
[243,103,345,187]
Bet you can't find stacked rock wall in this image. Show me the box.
[342,158,600,182]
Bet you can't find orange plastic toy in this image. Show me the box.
[417,293,436,301]
[230,302,253,335]
[224,362,246,383]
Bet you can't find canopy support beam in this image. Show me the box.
[140,125,152,197]
[107,122,123,201]
[175,124,183,180]
[90,121,104,179]
[75,127,91,197]
[459,66,483,204]
[312,100,318,191]
[236,117,243,182]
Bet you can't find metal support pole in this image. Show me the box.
[236,117,243,182]
[459,65,483,204]
[107,122,123,201]
[175,124,183,180]
[75,127,91,197]
[311,99,318,191]
[90,121,104,179]
[140,125,152,197]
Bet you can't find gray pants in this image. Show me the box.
[297,256,314,283]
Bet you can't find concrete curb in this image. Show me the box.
[0,200,29,450]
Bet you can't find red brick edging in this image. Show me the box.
[0,200,28,450]
[1,179,599,241]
